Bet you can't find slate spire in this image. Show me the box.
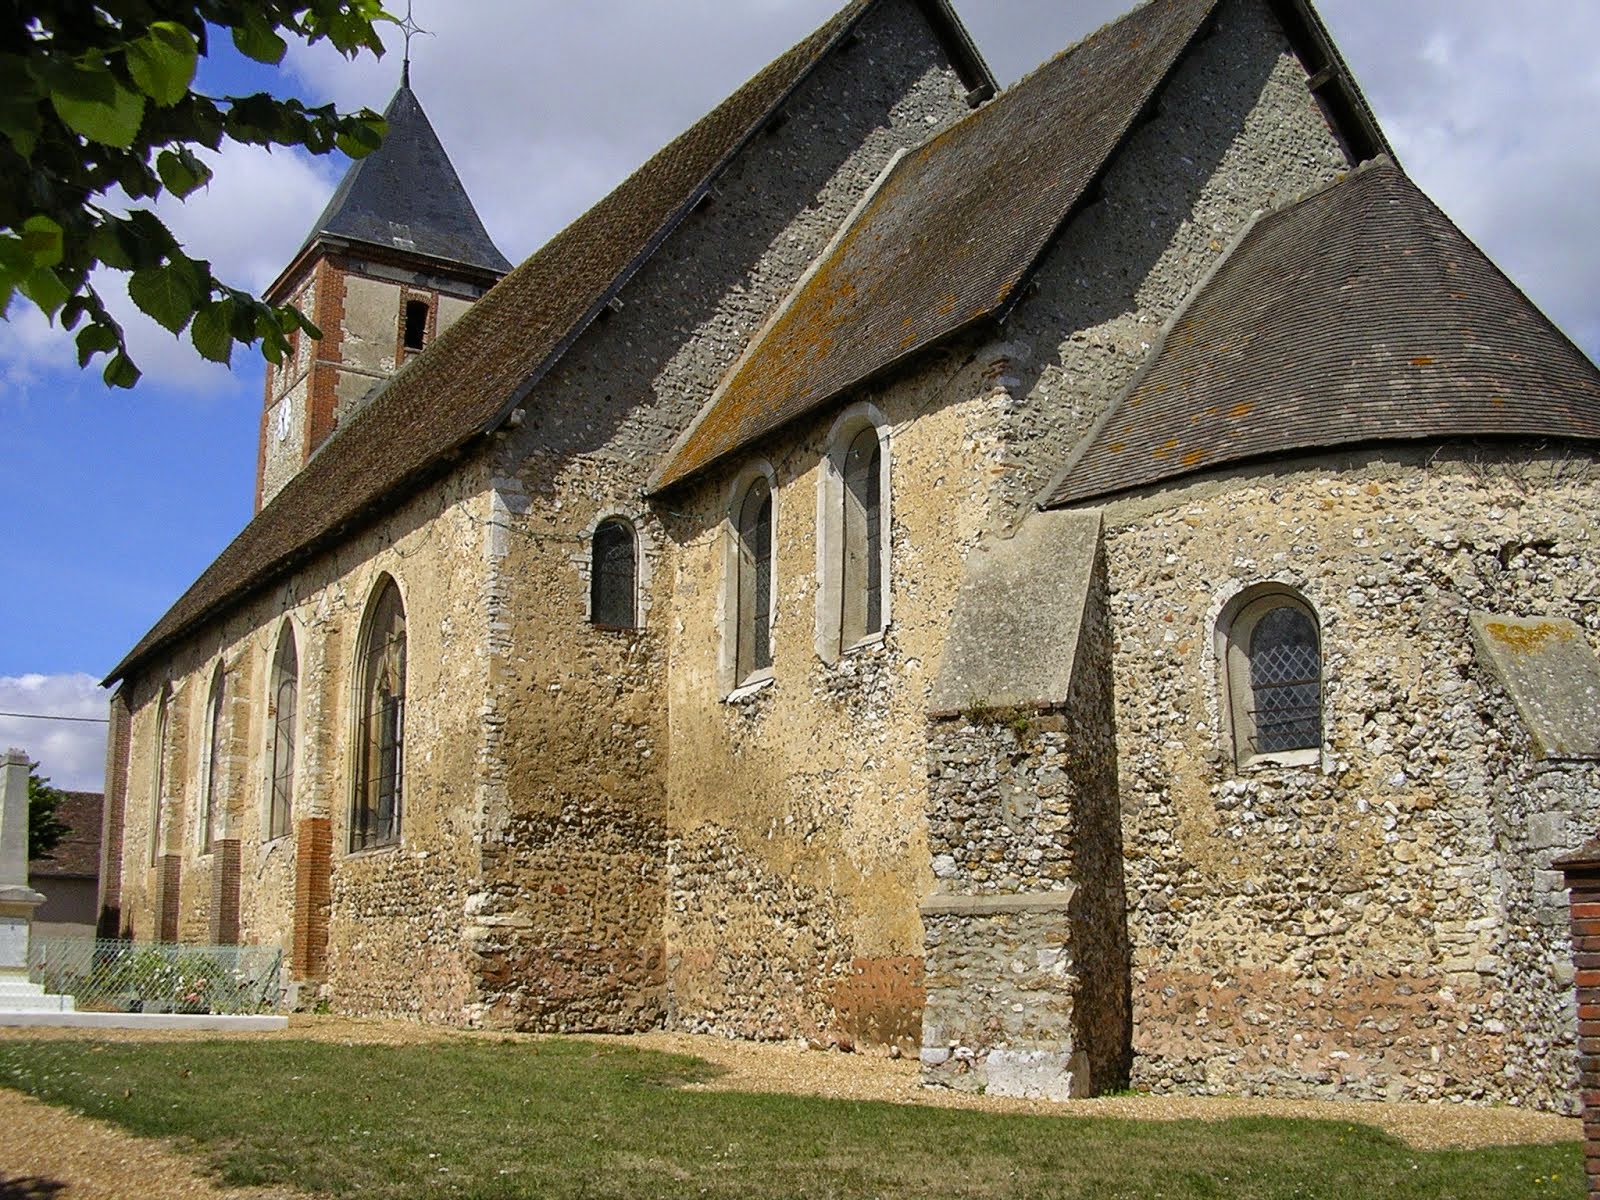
[301,80,511,276]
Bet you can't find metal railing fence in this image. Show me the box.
[28,937,283,1014]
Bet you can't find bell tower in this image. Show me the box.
[254,68,511,511]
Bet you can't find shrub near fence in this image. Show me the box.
[28,938,283,1014]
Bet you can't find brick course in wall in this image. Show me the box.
[1560,844,1600,1199]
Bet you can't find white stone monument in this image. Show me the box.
[0,748,73,1012]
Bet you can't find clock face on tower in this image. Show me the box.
[276,398,293,443]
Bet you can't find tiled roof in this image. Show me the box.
[651,0,1221,492]
[1043,159,1600,507]
[30,790,102,879]
[109,0,922,685]
[303,82,511,276]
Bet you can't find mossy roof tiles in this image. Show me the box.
[652,0,1220,491]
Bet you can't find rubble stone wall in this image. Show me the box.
[477,0,975,1035]
[1093,446,1600,1110]
[921,546,1131,1097]
[115,463,496,1021]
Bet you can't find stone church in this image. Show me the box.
[99,0,1600,1109]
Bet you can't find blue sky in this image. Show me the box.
[3,0,1598,789]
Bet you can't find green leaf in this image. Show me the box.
[126,22,198,108]
[75,322,120,367]
[0,65,43,156]
[128,259,206,333]
[256,310,290,364]
[49,65,146,148]
[232,16,288,65]
[102,352,141,389]
[190,298,235,363]
[19,266,69,317]
[335,114,385,159]
[156,148,212,198]
[19,216,63,269]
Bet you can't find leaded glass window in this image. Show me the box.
[736,477,773,681]
[1223,589,1323,767]
[840,427,883,648]
[591,519,637,628]
[1247,606,1321,754]
[353,579,406,851]
[268,626,298,840]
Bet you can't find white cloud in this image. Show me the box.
[0,141,337,395]
[0,673,110,793]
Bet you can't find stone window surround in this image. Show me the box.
[347,571,408,857]
[261,616,301,845]
[720,460,778,698]
[1214,581,1324,771]
[198,658,228,855]
[576,510,653,631]
[148,682,172,867]
[814,401,893,664]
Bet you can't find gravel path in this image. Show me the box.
[0,1016,1581,1197]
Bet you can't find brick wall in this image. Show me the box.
[1560,843,1600,1199]
[291,816,332,981]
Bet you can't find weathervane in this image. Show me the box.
[398,1,431,87]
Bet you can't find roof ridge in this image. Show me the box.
[653,0,1224,492]
[107,0,933,684]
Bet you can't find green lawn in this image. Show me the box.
[0,1038,1582,1199]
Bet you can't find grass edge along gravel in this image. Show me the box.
[0,1036,1584,1200]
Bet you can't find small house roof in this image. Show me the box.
[29,790,103,880]
[1042,158,1600,507]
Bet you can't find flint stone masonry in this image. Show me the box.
[480,0,973,1037]
[1470,613,1600,759]
[1093,447,1600,1110]
[922,544,1129,1098]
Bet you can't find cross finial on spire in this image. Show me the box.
[398,1,431,87]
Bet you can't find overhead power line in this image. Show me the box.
[0,711,109,725]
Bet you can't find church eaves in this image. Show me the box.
[1041,158,1600,508]
[295,81,511,277]
[106,0,993,686]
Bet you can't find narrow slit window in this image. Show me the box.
[353,578,406,851]
[591,520,637,628]
[402,299,430,353]
[736,477,773,681]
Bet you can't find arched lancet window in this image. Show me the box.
[735,475,774,683]
[591,519,638,628]
[201,662,226,853]
[268,624,298,840]
[1222,589,1322,768]
[840,426,883,648]
[150,684,171,866]
[353,577,406,851]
